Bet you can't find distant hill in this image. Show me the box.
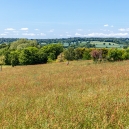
[0,37,128,48]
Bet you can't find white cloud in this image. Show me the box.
[60,35,63,37]
[85,32,128,37]
[118,28,125,31]
[20,28,28,31]
[104,24,109,27]
[111,25,114,28]
[75,33,82,36]
[40,33,46,36]
[48,29,54,33]
[118,28,129,31]
[22,33,35,36]
[5,28,15,31]
[35,29,39,31]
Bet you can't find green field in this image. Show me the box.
[1,61,129,128]
[62,41,124,48]
[90,41,123,48]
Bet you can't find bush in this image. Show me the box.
[90,49,102,62]
[64,47,75,61]
[83,49,91,60]
[74,48,85,60]
[108,49,124,61]
[101,48,108,60]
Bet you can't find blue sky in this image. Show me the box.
[0,0,129,39]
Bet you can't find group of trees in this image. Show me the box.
[0,38,18,44]
[63,47,129,63]
[64,47,91,61]
[9,39,40,50]
[0,39,63,66]
[1,38,129,67]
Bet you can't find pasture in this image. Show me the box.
[0,60,129,128]
[90,41,123,48]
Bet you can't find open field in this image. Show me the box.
[90,41,117,45]
[1,60,129,128]
[90,41,123,48]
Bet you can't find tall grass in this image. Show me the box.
[0,60,129,128]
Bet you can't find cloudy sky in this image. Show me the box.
[0,0,129,39]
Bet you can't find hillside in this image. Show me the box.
[0,38,128,48]
[0,60,129,128]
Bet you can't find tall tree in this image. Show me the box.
[19,47,38,65]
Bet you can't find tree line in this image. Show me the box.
[0,37,129,47]
[1,39,129,67]
[64,47,129,62]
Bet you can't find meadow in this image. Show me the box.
[90,41,123,48]
[0,60,129,128]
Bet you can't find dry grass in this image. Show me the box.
[0,60,129,128]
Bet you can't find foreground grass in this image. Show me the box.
[0,60,129,128]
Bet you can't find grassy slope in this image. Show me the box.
[0,61,129,128]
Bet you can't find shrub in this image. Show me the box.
[107,49,124,61]
[101,48,108,60]
[74,48,85,60]
[64,47,75,61]
[90,49,102,62]
[83,49,91,60]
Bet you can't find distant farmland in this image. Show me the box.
[90,41,124,48]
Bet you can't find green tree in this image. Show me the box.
[108,49,124,61]
[37,49,47,64]
[10,39,39,50]
[101,48,108,60]
[19,47,38,65]
[10,51,20,67]
[48,52,56,60]
[0,56,4,71]
[74,48,85,60]
[3,50,11,65]
[64,47,75,61]
[83,49,91,60]
[41,43,63,61]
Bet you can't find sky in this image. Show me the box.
[0,0,129,39]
